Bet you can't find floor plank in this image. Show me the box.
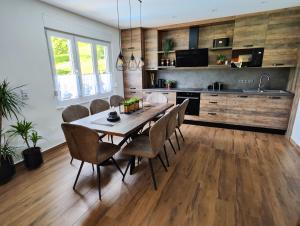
[0,125,299,226]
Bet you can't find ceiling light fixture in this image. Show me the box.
[137,0,144,70]
[115,0,126,71]
[127,0,138,71]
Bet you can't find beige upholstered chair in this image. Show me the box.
[164,105,180,166]
[62,105,89,164]
[146,92,168,104]
[110,95,124,107]
[122,114,169,190]
[90,99,110,115]
[177,99,189,142]
[61,123,123,200]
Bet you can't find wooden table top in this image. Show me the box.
[70,103,173,137]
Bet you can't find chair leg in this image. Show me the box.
[157,154,168,172]
[111,157,124,176]
[70,157,74,164]
[178,127,185,142]
[168,139,176,154]
[148,159,157,190]
[111,135,114,144]
[92,164,95,172]
[175,130,180,150]
[96,165,101,200]
[73,161,84,190]
[163,145,170,167]
[122,157,133,181]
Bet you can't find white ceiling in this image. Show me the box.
[41,0,300,29]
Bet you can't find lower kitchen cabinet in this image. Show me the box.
[142,91,176,104]
[198,93,293,130]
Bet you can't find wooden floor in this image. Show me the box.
[0,124,300,226]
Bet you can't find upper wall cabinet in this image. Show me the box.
[144,29,158,70]
[233,14,268,49]
[263,8,300,67]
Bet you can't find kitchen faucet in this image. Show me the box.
[257,73,270,92]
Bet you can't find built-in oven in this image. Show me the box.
[176,92,200,116]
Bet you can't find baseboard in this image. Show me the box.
[15,142,66,169]
[183,120,286,135]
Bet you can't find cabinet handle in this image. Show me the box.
[269,96,281,99]
[129,87,136,90]
[243,44,254,47]
[238,95,248,98]
[162,92,169,95]
[208,112,217,115]
[272,63,284,67]
[209,101,218,104]
[145,92,152,94]
[130,92,137,94]
[210,94,218,96]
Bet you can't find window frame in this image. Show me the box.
[46,29,113,107]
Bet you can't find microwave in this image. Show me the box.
[231,48,264,67]
[176,49,208,67]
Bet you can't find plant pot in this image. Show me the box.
[0,155,16,185]
[22,147,43,170]
[134,102,139,110]
[166,84,171,89]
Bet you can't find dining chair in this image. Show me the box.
[122,114,169,190]
[110,95,124,107]
[62,105,89,164]
[90,99,110,115]
[177,99,189,142]
[61,123,124,200]
[164,105,180,166]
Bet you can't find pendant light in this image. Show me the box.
[137,0,144,70]
[127,0,138,71]
[115,0,126,71]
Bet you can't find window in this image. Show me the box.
[46,30,112,104]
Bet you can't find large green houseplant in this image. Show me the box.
[9,120,43,170]
[0,80,24,184]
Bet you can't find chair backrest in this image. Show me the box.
[90,99,110,115]
[149,113,168,155]
[61,123,99,164]
[62,105,89,122]
[146,93,168,104]
[166,105,180,138]
[178,99,189,126]
[110,95,124,107]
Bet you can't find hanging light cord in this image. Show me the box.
[117,0,121,49]
[139,0,142,27]
[129,0,133,54]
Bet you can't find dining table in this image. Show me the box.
[70,103,174,173]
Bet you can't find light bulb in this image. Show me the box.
[116,52,126,71]
[138,57,144,70]
[128,53,137,71]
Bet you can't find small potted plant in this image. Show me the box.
[123,100,130,113]
[0,134,17,185]
[0,80,24,184]
[216,54,227,65]
[162,39,175,66]
[165,80,176,89]
[9,120,43,170]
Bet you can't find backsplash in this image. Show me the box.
[156,68,290,90]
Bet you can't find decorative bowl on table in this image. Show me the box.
[107,111,120,122]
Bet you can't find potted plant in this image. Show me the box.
[0,80,24,184]
[162,39,175,66]
[165,80,176,89]
[216,54,227,65]
[9,120,43,170]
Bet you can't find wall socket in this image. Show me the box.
[238,79,254,84]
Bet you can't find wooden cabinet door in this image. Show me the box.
[233,14,268,49]
[263,8,300,67]
[144,29,158,70]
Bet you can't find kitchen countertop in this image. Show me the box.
[142,88,294,96]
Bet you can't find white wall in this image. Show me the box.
[291,99,300,146]
[0,0,123,162]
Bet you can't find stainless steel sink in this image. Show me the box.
[242,89,287,94]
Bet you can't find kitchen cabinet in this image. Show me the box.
[199,93,293,130]
[233,14,268,49]
[144,29,158,70]
[262,8,300,67]
[142,91,176,104]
